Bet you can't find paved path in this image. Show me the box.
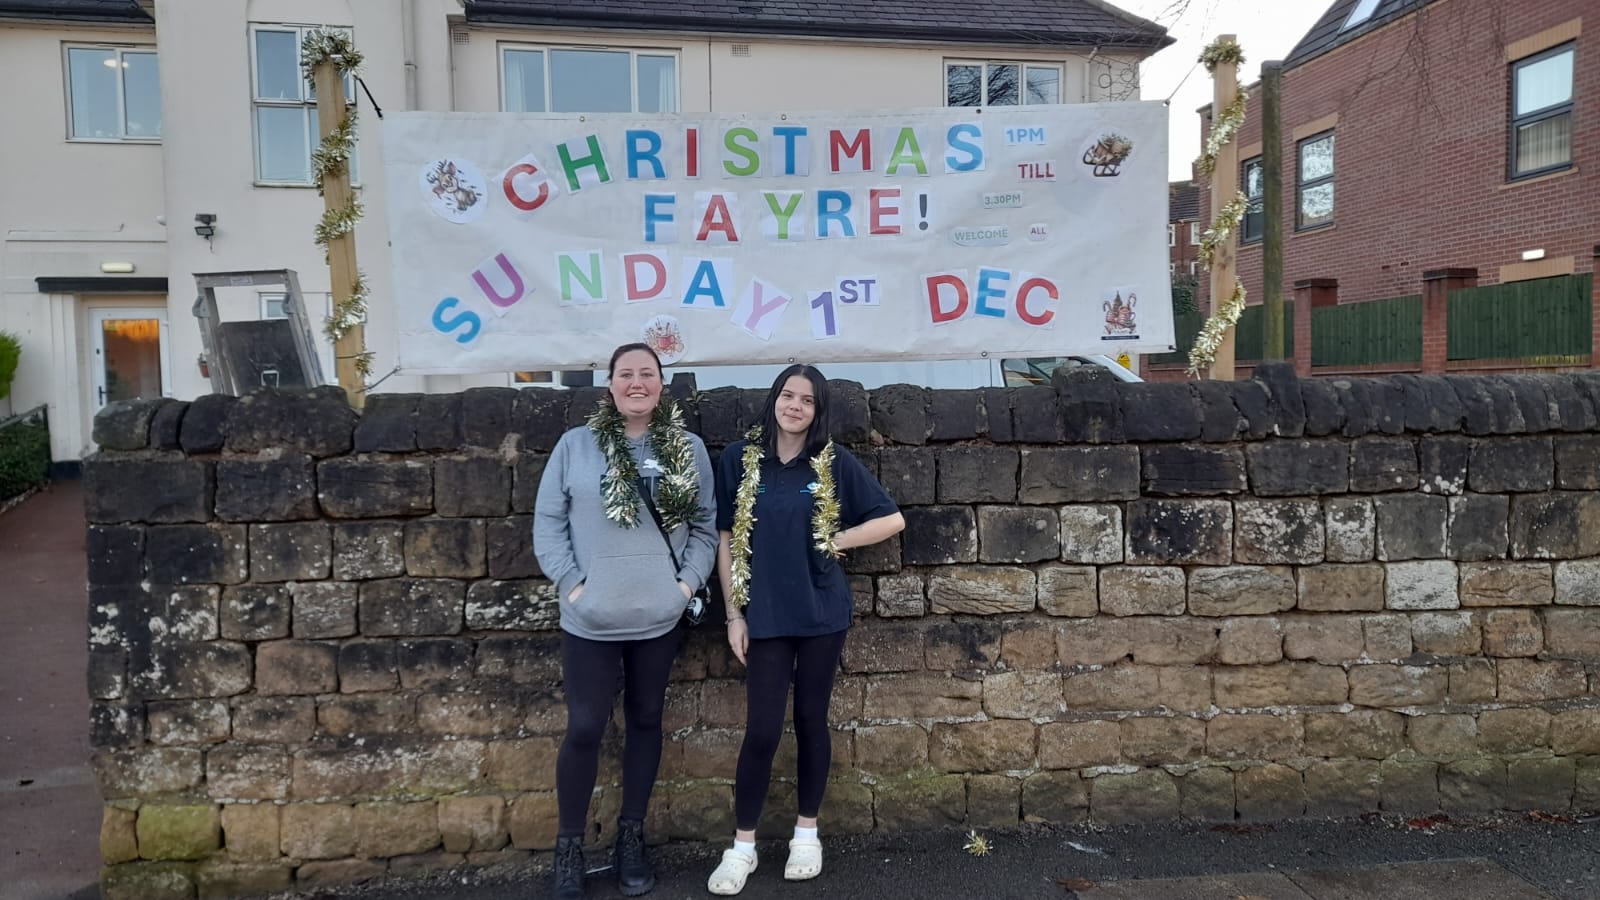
[0,483,99,900]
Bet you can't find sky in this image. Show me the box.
[1114,0,1331,181]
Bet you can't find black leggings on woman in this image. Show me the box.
[734,630,850,831]
[556,628,681,839]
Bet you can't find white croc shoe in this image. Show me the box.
[784,836,823,881]
[707,848,758,895]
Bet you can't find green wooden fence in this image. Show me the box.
[1311,295,1423,367]
[1149,305,1295,366]
[1447,274,1593,361]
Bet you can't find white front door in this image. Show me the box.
[90,307,171,411]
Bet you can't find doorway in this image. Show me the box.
[89,307,170,411]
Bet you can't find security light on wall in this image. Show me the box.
[99,261,136,274]
[1521,248,1546,261]
[194,213,217,239]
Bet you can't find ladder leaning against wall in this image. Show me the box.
[192,269,327,395]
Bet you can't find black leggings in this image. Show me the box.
[556,627,681,839]
[734,630,849,831]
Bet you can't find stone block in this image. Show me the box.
[206,745,291,801]
[176,393,233,454]
[88,524,146,585]
[84,456,213,524]
[841,621,925,673]
[1193,380,1246,442]
[1439,759,1506,813]
[1297,564,1384,612]
[437,795,507,853]
[1206,714,1302,760]
[1299,378,1346,437]
[295,858,388,887]
[93,397,164,450]
[1037,565,1096,617]
[91,703,145,748]
[433,456,512,518]
[1217,617,1283,665]
[1303,710,1406,759]
[416,393,464,450]
[505,792,559,850]
[220,585,291,641]
[1349,437,1419,492]
[1018,446,1138,503]
[1187,566,1295,616]
[317,458,433,519]
[1406,714,1477,757]
[291,741,486,801]
[128,641,254,702]
[318,695,417,737]
[1470,437,1554,492]
[280,803,355,859]
[223,387,355,457]
[1282,614,1363,662]
[1234,498,1324,564]
[982,670,1063,719]
[89,647,128,701]
[464,579,559,631]
[863,673,982,719]
[966,774,1022,827]
[1385,560,1459,610]
[1419,435,1472,494]
[929,720,1036,772]
[1324,497,1376,562]
[928,389,984,442]
[93,747,203,799]
[870,383,930,444]
[397,638,475,688]
[1058,504,1122,564]
[855,725,928,773]
[1246,441,1349,495]
[352,801,441,858]
[290,582,357,639]
[1363,613,1414,659]
[1099,566,1185,616]
[1554,435,1600,489]
[1055,618,1133,666]
[256,641,337,695]
[927,566,1035,614]
[247,522,330,583]
[195,861,294,897]
[333,521,406,580]
[1447,494,1509,560]
[977,506,1058,563]
[404,518,487,578]
[510,452,549,514]
[337,640,398,693]
[1125,499,1232,565]
[353,393,419,452]
[231,697,315,743]
[1178,767,1236,822]
[1375,494,1448,560]
[873,776,966,831]
[1551,708,1600,755]
[1460,561,1553,607]
[875,573,925,617]
[485,516,539,579]
[1348,664,1447,707]
[102,805,139,864]
[146,524,249,585]
[1412,611,1487,658]
[877,448,935,506]
[511,389,570,452]
[137,804,220,860]
[1509,492,1600,558]
[1021,771,1089,824]
[1507,757,1575,813]
[1544,608,1600,656]
[1479,707,1551,754]
[1120,382,1202,442]
[220,803,279,860]
[1447,659,1498,703]
[1063,664,1209,713]
[1118,716,1204,765]
[938,447,1018,502]
[1555,560,1600,605]
[359,579,465,636]
[1089,770,1179,825]
[146,700,229,745]
[1231,380,1281,439]
[998,621,1057,670]
[1139,445,1246,496]
[900,506,977,565]
[460,386,517,449]
[215,456,317,522]
[1254,362,1308,437]
[1483,609,1543,657]
[1379,760,1440,814]
[1125,618,1219,665]
[1235,764,1306,821]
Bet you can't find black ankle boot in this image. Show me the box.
[612,818,655,896]
[552,836,585,900]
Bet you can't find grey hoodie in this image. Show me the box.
[533,424,718,641]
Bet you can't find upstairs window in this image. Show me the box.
[501,47,679,113]
[1510,43,1574,179]
[946,61,1062,107]
[1297,131,1335,230]
[252,25,357,185]
[1241,157,1264,243]
[1342,0,1382,31]
[66,45,160,140]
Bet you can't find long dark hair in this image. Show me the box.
[607,342,663,379]
[759,364,831,459]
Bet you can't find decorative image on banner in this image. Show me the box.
[381,105,1173,373]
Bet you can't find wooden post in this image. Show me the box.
[1261,61,1284,361]
[1208,35,1240,382]
[312,59,366,408]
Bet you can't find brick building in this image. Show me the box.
[1168,180,1201,280]
[1187,0,1596,376]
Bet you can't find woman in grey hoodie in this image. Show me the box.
[533,343,717,900]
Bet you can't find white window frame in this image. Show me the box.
[1167,224,1176,246]
[498,44,681,113]
[1342,0,1382,31]
[63,43,160,142]
[249,23,356,186]
[944,60,1066,108]
[1190,222,1202,245]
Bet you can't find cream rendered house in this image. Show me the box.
[0,0,1169,464]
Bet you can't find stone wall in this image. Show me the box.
[83,366,1600,897]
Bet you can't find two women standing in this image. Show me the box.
[534,351,904,900]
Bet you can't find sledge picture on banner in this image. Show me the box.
[380,103,1173,373]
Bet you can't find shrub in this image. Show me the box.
[0,331,18,400]
[0,415,49,501]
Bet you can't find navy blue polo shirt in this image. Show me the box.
[715,441,898,639]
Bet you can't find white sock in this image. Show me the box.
[793,826,818,841]
[733,839,756,857]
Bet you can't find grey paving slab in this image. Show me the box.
[1286,858,1557,900]
[1079,870,1316,899]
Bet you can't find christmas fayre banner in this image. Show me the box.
[381,103,1172,373]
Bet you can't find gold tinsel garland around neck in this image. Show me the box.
[727,427,841,608]
[586,396,702,530]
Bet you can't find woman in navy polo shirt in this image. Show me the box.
[706,364,904,895]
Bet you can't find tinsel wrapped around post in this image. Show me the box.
[1186,35,1251,378]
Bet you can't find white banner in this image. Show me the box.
[381,104,1173,373]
